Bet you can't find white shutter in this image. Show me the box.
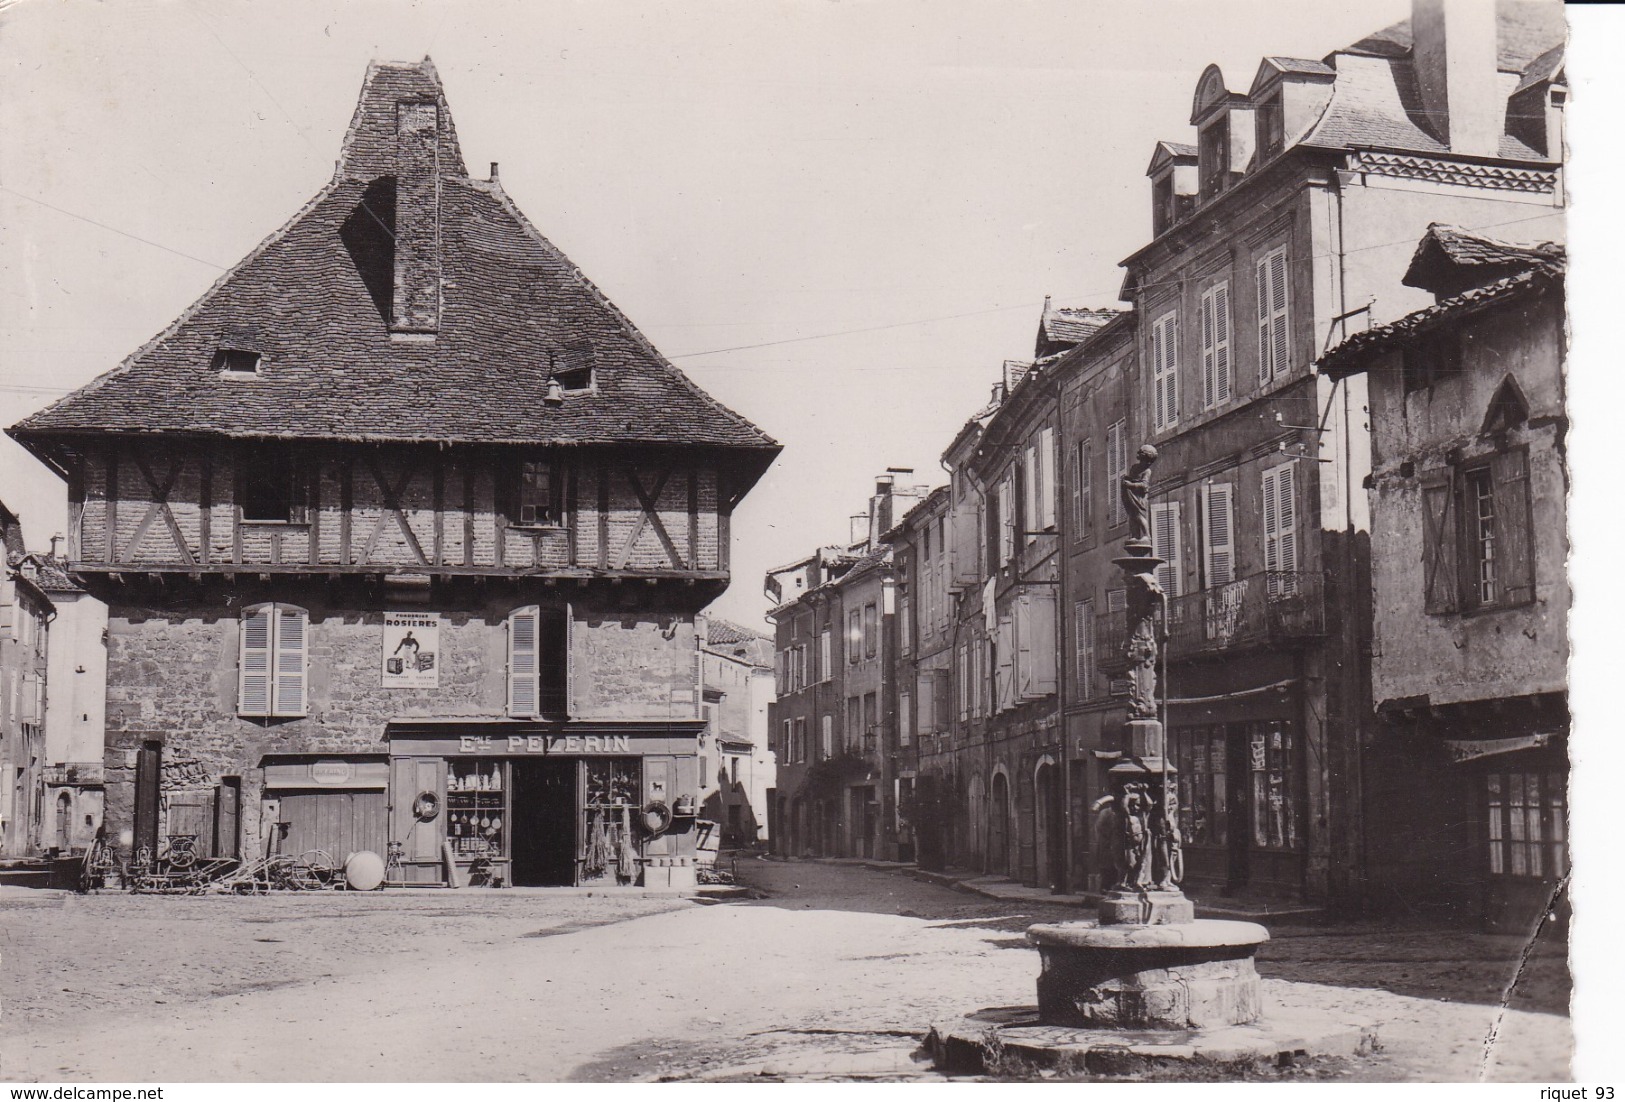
[1201,287,1217,409]
[272,607,308,717]
[1154,312,1179,431]
[1256,255,1273,383]
[1202,282,1232,408]
[1152,501,1182,596]
[1075,599,1096,700]
[899,693,913,747]
[820,630,831,682]
[1023,446,1038,542]
[820,715,832,757]
[1202,483,1236,587]
[995,616,1014,712]
[1270,249,1290,379]
[565,603,576,716]
[1014,598,1035,700]
[1031,590,1057,697]
[238,607,272,717]
[1039,427,1057,529]
[999,474,1014,564]
[1107,421,1126,525]
[507,606,539,717]
[1263,462,1298,595]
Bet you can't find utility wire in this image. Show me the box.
[0,186,227,270]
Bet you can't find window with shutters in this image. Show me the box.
[999,473,1016,565]
[899,692,912,747]
[1200,482,1236,588]
[506,605,570,718]
[1014,591,1057,701]
[1151,501,1183,597]
[1200,281,1233,409]
[1107,420,1129,526]
[816,715,829,759]
[1075,598,1096,700]
[1074,438,1094,544]
[994,616,1015,713]
[1038,427,1057,531]
[1425,449,1535,613]
[1255,246,1291,384]
[1022,445,1037,544]
[845,696,862,749]
[1261,462,1298,596]
[863,602,878,658]
[239,603,308,717]
[1151,311,1180,432]
[847,609,861,664]
[819,629,832,681]
[781,719,793,761]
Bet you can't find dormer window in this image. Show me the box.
[1256,91,1285,161]
[1199,121,1229,199]
[214,349,261,375]
[551,344,595,393]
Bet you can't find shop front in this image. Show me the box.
[385,720,705,888]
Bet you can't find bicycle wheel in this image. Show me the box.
[290,849,334,890]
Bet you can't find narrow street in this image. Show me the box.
[0,860,1569,1082]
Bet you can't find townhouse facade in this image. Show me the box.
[1320,226,1566,931]
[7,59,778,888]
[1,502,53,856]
[697,616,776,846]
[841,0,1568,915]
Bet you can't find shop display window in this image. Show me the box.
[447,760,506,858]
[1174,727,1227,846]
[1248,723,1300,850]
[1487,770,1566,880]
[581,758,641,884]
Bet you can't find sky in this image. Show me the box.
[0,0,1424,629]
[2,0,1623,1072]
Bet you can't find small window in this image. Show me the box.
[516,461,566,527]
[242,450,303,523]
[552,344,595,392]
[1256,92,1285,160]
[214,349,262,375]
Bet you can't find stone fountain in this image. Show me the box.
[928,444,1376,1075]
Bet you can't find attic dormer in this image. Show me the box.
[1506,44,1566,160]
[1248,57,1336,163]
[1146,141,1198,237]
[1191,65,1255,201]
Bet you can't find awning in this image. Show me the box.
[1444,731,1559,763]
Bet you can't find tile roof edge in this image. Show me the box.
[470,178,781,452]
[9,177,345,438]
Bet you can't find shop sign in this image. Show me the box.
[310,760,355,785]
[383,612,441,689]
[1444,731,1554,763]
[458,734,634,755]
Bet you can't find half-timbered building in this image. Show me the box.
[6,59,778,888]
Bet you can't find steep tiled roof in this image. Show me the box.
[20,554,81,594]
[1318,263,1563,381]
[1514,43,1565,94]
[1347,1,1567,72]
[1402,223,1565,296]
[706,618,767,647]
[1040,303,1121,347]
[1300,54,1545,160]
[10,60,777,458]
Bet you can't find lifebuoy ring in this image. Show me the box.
[412,791,441,822]
[641,800,672,835]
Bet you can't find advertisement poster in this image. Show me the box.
[382,612,440,689]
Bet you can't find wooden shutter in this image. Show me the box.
[1212,281,1231,404]
[507,605,539,717]
[1023,445,1038,542]
[1031,590,1057,697]
[1264,463,1298,596]
[1153,312,1178,431]
[238,606,272,717]
[1075,599,1096,700]
[1202,483,1235,587]
[1039,427,1057,529]
[1256,256,1273,384]
[1106,422,1125,525]
[1492,450,1534,605]
[1200,286,1216,409]
[995,616,1014,712]
[1077,439,1093,537]
[272,606,308,716]
[1151,501,1182,596]
[1269,249,1290,379]
[999,474,1014,564]
[1420,472,1459,613]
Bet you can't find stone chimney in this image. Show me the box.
[1412,0,1502,158]
[392,98,443,335]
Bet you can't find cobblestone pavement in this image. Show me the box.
[0,861,1572,1082]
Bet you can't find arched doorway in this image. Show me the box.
[56,791,73,852]
[989,771,1011,876]
[1034,760,1064,892]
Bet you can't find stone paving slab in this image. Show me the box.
[928,1003,1379,1075]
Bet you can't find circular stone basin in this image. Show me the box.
[1026,919,1271,1031]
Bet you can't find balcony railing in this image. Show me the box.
[1098,571,1325,666]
